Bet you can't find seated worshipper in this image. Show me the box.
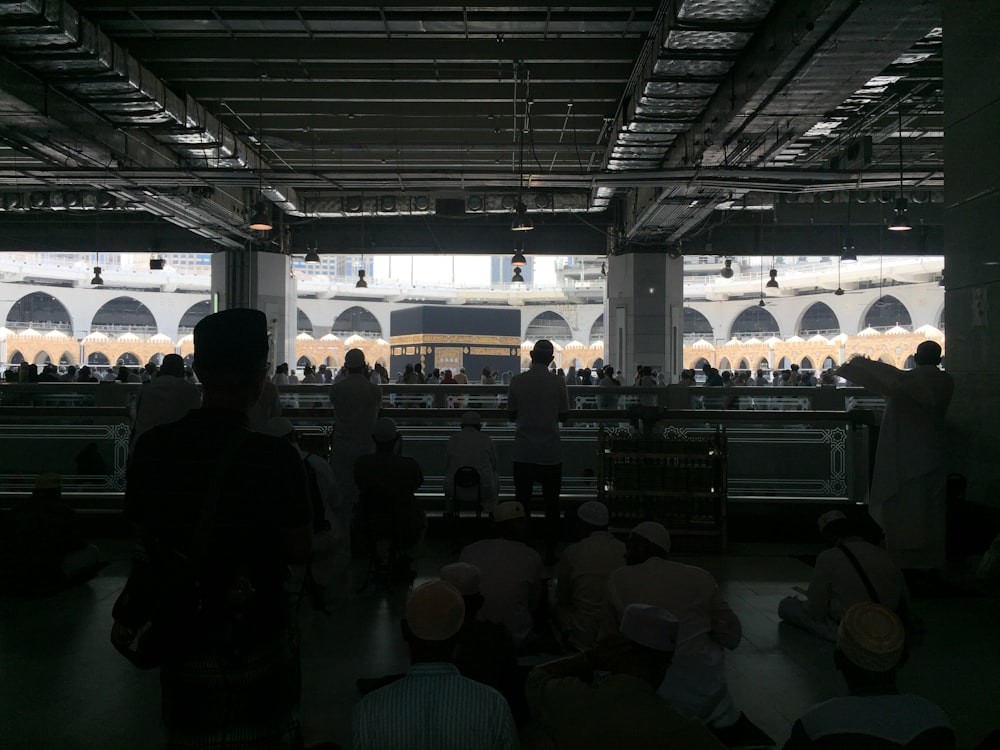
[780,511,909,642]
[554,501,626,651]
[353,417,425,581]
[353,580,518,750]
[459,501,545,648]
[129,353,202,453]
[785,603,955,749]
[604,521,743,729]
[125,308,313,750]
[527,604,724,750]
[444,411,499,515]
[0,473,101,596]
[439,562,525,723]
[356,563,523,722]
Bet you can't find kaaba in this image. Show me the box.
[390,306,521,379]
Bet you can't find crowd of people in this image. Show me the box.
[3,310,979,748]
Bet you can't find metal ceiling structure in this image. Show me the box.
[0,0,943,257]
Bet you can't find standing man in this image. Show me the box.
[507,339,570,563]
[126,308,313,749]
[328,347,382,546]
[129,353,202,454]
[837,341,954,570]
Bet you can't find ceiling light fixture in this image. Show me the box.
[304,242,320,263]
[511,63,534,232]
[91,266,103,285]
[841,193,857,262]
[511,266,524,283]
[355,269,367,288]
[511,236,527,267]
[720,258,734,279]
[835,255,845,296]
[149,256,165,271]
[248,73,273,232]
[888,104,911,232]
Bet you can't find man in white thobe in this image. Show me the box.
[837,341,953,569]
[603,522,742,728]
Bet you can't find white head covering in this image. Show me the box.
[494,501,525,523]
[577,501,610,528]
[837,602,905,672]
[632,521,671,553]
[405,581,465,641]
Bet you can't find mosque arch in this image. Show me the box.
[589,314,604,343]
[59,351,75,365]
[92,297,158,332]
[297,308,313,334]
[117,352,141,366]
[798,302,840,335]
[34,350,51,365]
[179,300,212,332]
[729,306,780,338]
[719,358,731,371]
[87,351,110,366]
[525,311,573,343]
[801,356,814,369]
[693,357,710,370]
[6,292,73,332]
[591,357,604,369]
[10,350,24,364]
[331,306,382,338]
[864,295,912,330]
[757,357,770,370]
[683,308,714,337]
[822,356,836,369]
[296,355,311,368]
[778,356,791,369]
[737,358,749,370]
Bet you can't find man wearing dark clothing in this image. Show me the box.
[354,417,425,578]
[125,308,313,750]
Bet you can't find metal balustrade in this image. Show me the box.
[0,383,882,513]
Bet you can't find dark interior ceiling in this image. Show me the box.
[0,0,943,257]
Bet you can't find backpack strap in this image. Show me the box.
[837,543,880,604]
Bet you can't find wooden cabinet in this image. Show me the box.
[597,426,728,552]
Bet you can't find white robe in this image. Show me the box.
[837,358,954,569]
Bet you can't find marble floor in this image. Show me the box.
[1,535,997,750]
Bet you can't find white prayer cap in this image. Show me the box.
[817,510,848,533]
[632,521,671,553]
[440,562,480,596]
[494,501,525,523]
[620,604,680,652]
[837,602,905,672]
[577,501,610,528]
[405,581,465,641]
[264,417,295,438]
[372,417,398,444]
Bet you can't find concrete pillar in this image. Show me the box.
[943,0,1000,508]
[211,248,297,370]
[605,252,684,383]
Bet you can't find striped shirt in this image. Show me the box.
[353,662,519,750]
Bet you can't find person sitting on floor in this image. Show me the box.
[603,522,745,730]
[353,580,518,750]
[779,511,909,642]
[784,602,955,749]
[0,473,101,596]
[353,417,425,581]
[554,501,626,651]
[526,603,724,750]
[459,501,545,648]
